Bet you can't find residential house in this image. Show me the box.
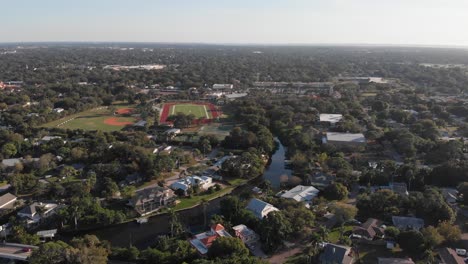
[133,120,147,127]
[0,193,17,209]
[352,218,385,240]
[212,84,234,90]
[1,158,22,168]
[438,247,465,264]
[17,202,59,225]
[130,186,175,214]
[232,224,259,245]
[377,258,415,264]
[308,172,336,189]
[125,174,142,185]
[52,108,64,113]
[319,114,343,126]
[190,224,231,255]
[323,132,366,147]
[392,216,424,230]
[391,182,409,195]
[246,198,279,219]
[224,93,247,100]
[279,185,319,207]
[319,243,354,264]
[170,176,213,194]
[440,188,459,206]
[39,136,65,144]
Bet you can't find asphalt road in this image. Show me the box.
[0,244,32,260]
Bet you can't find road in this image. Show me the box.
[0,243,35,261]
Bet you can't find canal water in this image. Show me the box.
[263,138,292,188]
[60,138,290,248]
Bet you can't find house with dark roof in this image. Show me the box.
[0,193,17,209]
[352,218,385,240]
[391,182,409,196]
[129,186,175,215]
[392,216,424,230]
[246,198,279,219]
[319,243,354,264]
[377,258,415,264]
[190,224,231,255]
[308,172,336,189]
[438,248,465,264]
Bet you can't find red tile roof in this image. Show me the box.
[201,235,218,247]
[211,224,225,232]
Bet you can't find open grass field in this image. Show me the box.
[170,104,211,119]
[42,105,138,132]
[159,102,221,124]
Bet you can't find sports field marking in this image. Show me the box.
[203,105,209,118]
[171,105,175,115]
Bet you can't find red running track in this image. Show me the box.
[159,102,221,125]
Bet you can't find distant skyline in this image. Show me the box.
[2,0,468,46]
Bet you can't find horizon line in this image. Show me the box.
[0,41,468,49]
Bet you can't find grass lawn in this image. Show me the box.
[173,186,234,210]
[327,226,353,243]
[199,123,236,140]
[357,244,406,264]
[227,178,248,186]
[170,104,211,119]
[41,105,138,132]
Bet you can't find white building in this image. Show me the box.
[323,132,366,146]
[170,176,213,193]
[246,198,279,219]
[319,114,343,125]
[232,224,259,244]
[280,185,319,207]
[52,108,65,113]
[212,84,233,90]
[17,202,59,225]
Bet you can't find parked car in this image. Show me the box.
[456,248,466,256]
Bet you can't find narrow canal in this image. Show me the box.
[61,139,290,248]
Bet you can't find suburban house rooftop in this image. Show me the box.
[319,114,343,124]
[280,185,319,204]
[325,132,366,143]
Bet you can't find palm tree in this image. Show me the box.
[168,209,183,237]
[201,198,208,228]
[318,225,329,242]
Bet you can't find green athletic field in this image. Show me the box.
[41,105,138,132]
[170,104,211,119]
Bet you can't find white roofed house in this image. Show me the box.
[17,202,59,226]
[319,114,343,126]
[280,185,320,207]
[232,224,259,244]
[323,132,366,147]
[212,84,234,90]
[170,176,213,195]
[246,198,279,219]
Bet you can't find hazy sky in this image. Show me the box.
[2,0,468,45]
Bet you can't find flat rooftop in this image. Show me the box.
[326,132,366,143]
[320,114,343,124]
